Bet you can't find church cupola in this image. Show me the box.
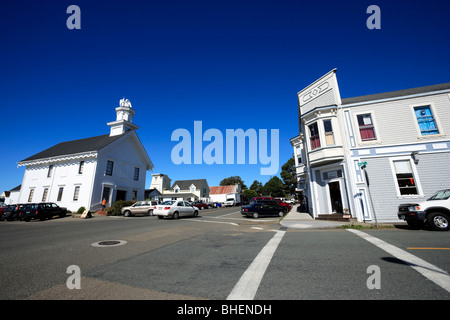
[107,98,140,136]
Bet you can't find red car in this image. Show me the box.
[273,199,291,212]
[190,201,208,210]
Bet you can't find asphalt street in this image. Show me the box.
[0,206,449,302]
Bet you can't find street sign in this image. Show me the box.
[358,161,367,169]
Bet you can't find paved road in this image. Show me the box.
[0,206,449,302]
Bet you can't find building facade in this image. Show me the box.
[160,179,210,202]
[292,69,450,223]
[17,98,154,212]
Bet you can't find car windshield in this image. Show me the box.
[428,190,450,200]
[162,201,175,205]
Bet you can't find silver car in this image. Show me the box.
[121,201,157,217]
[153,200,199,219]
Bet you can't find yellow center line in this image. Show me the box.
[407,247,450,250]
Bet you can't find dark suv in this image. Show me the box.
[22,202,67,221]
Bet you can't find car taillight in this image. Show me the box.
[164,207,170,210]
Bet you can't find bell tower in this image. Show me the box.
[107,98,139,136]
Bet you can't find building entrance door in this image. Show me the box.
[328,181,343,213]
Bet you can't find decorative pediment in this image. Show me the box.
[297,69,342,116]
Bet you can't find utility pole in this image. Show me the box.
[358,162,378,228]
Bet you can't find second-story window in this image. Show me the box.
[296,146,302,164]
[414,105,439,135]
[106,160,114,176]
[134,167,140,181]
[78,161,84,174]
[323,120,335,145]
[357,114,376,141]
[308,122,321,150]
[47,165,54,177]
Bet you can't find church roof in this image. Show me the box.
[19,132,126,162]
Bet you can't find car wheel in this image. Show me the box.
[59,212,66,218]
[279,211,284,217]
[172,211,179,219]
[193,210,198,217]
[427,212,449,231]
[147,209,153,216]
[253,212,259,219]
[124,210,131,217]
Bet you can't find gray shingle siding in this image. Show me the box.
[361,152,450,223]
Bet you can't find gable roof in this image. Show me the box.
[171,179,208,190]
[210,185,238,195]
[19,133,127,163]
[341,82,450,105]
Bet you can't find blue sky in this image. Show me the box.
[1,0,449,192]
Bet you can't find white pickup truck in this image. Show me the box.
[398,189,450,231]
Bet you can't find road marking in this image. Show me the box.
[227,230,286,300]
[347,229,450,293]
[408,247,450,250]
[187,219,238,226]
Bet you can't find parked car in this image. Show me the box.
[251,199,290,213]
[224,198,236,207]
[398,189,450,231]
[241,202,286,219]
[190,201,208,210]
[121,200,157,217]
[250,197,272,202]
[22,202,67,221]
[284,199,295,205]
[250,197,291,212]
[153,200,199,219]
[0,203,7,216]
[272,198,292,212]
[1,204,25,221]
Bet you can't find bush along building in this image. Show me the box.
[17,98,154,212]
[291,69,450,223]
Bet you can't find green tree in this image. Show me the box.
[242,189,258,201]
[249,180,263,195]
[219,176,247,189]
[262,176,285,197]
[280,157,297,197]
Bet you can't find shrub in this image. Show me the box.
[77,206,86,214]
[109,200,134,215]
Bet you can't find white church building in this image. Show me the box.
[17,98,154,212]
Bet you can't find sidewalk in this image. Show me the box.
[280,205,347,229]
